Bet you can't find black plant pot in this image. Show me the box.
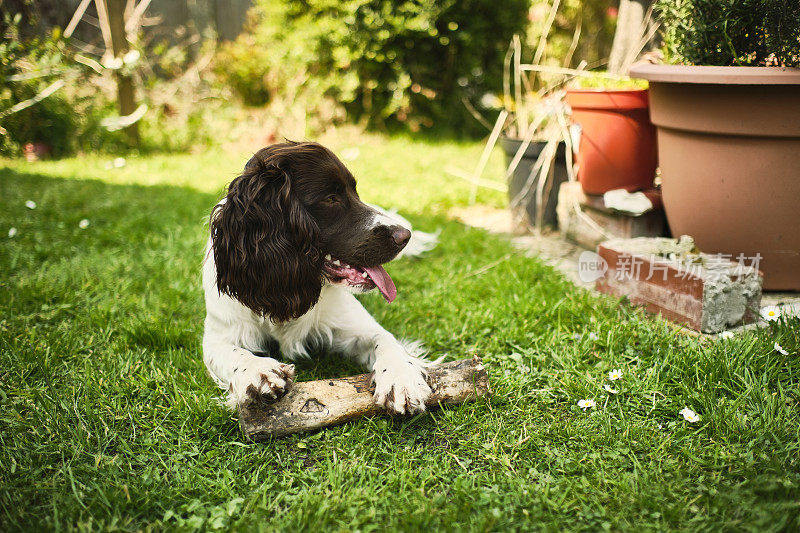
[500,136,568,229]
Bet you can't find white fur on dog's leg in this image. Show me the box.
[226,358,295,409]
[372,345,432,414]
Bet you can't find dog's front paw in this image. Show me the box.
[227,358,295,409]
[372,359,432,415]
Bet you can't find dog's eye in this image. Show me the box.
[322,194,340,205]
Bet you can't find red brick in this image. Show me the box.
[596,238,763,333]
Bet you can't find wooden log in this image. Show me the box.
[238,356,491,440]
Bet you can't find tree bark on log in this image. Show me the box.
[239,356,491,440]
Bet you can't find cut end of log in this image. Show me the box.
[238,356,491,441]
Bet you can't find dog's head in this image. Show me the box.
[210,141,411,322]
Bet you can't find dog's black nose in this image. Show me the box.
[391,226,411,247]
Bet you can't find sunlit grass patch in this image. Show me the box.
[1,136,799,531]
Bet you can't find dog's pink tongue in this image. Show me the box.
[363,265,397,303]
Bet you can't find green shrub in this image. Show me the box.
[0,13,134,157]
[1,16,77,157]
[212,33,272,107]
[215,0,530,136]
[656,0,800,67]
[1,12,232,158]
[1,81,77,158]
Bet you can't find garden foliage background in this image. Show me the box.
[0,0,617,157]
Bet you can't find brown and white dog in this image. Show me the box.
[202,141,437,414]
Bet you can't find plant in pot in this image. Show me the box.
[564,73,657,195]
[491,5,661,231]
[629,0,800,290]
[494,34,574,233]
[498,93,572,232]
[447,37,572,233]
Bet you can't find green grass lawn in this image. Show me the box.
[1,136,799,531]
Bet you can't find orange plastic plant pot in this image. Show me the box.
[565,89,657,195]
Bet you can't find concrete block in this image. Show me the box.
[557,181,668,249]
[595,236,763,333]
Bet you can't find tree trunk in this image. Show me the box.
[213,0,251,41]
[100,0,139,145]
[608,0,654,75]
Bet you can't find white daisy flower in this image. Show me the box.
[25,200,36,209]
[78,219,90,229]
[8,227,17,238]
[760,306,781,322]
[588,332,599,341]
[573,333,582,340]
[718,331,734,340]
[679,407,700,423]
[577,399,596,410]
[603,384,619,395]
[774,342,789,356]
[113,157,126,168]
[608,368,623,381]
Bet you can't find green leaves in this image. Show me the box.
[215,0,530,135]
[656,0,800,66]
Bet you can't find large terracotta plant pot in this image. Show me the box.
[565,89,657,195]
[630,64,800,290]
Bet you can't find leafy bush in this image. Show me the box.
[1,12,233,158]
[1,15,79,157]
[0,13,138,157]
[656,0,800,67]
[215,0,530,136]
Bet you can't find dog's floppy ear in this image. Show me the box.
[211,147,322,322]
